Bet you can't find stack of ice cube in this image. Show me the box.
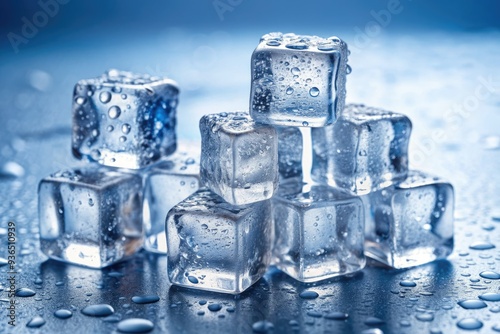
[39,69,201,268]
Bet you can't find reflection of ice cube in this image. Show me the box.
[276,126,303,184]
[143,147,200,254]
[273,183,365,282]
[363,171,454,269]
[250,32,349,127]
[312,104,412,194]
[200,112,278,205]
[72,69,178,169]
[38,168,143,268]
[167,188,272,294]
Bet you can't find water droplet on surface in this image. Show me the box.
[324,312,348,320]
[458,300,487,309]
[54,309,73,319]
[291,67,300,75]
[492,324,500,332]
[26,316,45,328]
[188,276,199,284]
[81,304,115,317]
[208,303,222,312]
[88,198,94,207]
[131,295,160,304]
[469,241,495,250]
[252,320,274,333]
[0,258,8,266]
[99,91,112,104]
[309,87,320,97]
[416,313,434,322]
[346,64,352,74]
[15,288,36,297]
[122,124,131,134]
[286,87,294,95]
[479,292,500,301]
[117,318,154,333]
[0,161,25,179]
[75,96,86,105]
[479,271,500,279]
[400,280,416,287]
[266,40,281,47]
[364,317,385,326]
[108,106,121,119]
[299,291,319,299]
[456,318,483,330]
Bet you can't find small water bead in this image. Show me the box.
[121,124,131,134]
[399,280,417,287]
[286,87,294,95]
[317,43,335,51]
[364,317,385,326]
[117,318,154,333]
[324,312,349,320]
[252,320,274,333]
[456,318,483,330]
[88,198,94,207]
[26,316,46,328]
[207,303,222,312]
[299,291,319,299]
[119,136,127,143]
[99,91,112,104]
[346,64,352,74]
[458,300,487,309]
[75,96,86,105]
[479,293,500,301]
[266,40,281,47]
[302,121,309,126]
[309,87,320,97]
[81,304,115,317]
[479,271,500,279]
[107,125,114,132]
[54,309,73,319]
[285,42,308,50]
[108,106,121,119]
[307,311,323,318]
[291,67,300,75]
[15,288,36,297]
[415,313,434,322]
[469,241,495,250]
[493,324,500,332]
[131,295,160,304]
[187,276,199,284]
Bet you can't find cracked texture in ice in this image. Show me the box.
[72,69,178,169]
[38,168,143,268]
[363,171,454,269]
[273,183,365,282]
[312,104,411,194]
[250,32,349,127]
[200,112,278,205]
[166,188,273,294]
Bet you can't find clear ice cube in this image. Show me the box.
[277,126,303,184]
[72,69,178,169]
[363,171,454,269]
[273,183,365,282]
[166,188,273,294]
[250,32,349,127]
[312,104,412,194]
[38,168,143,268]
[143,147,200,254]
[199,112,278,205]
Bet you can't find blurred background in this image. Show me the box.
[0,1,499,333]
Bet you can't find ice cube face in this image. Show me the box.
[199,112,278,205]
[312,104,412,195]
[277,126,303,184]
[273,184,365,282]
[166,188,273,294]
[143,151,200,254]
[38,168,143,268]
[363,171,454,269]
[72,69,178,169]
[250,32,349,127]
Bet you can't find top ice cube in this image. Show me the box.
[72,69,179,169]
[250,32,349,127]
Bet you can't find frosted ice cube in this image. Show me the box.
[167,188,273,294]
[200,112,278,205]
[363,171,454,268]
[273,183,365,282]
[143,148,200,254]
[250,32,349,127]
[72,69,178,169]
[312,104,411,194]
[38,168,143,268]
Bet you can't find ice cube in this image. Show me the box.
[312,104,412,194]
[250,32,349,127]
[38,168,143,268]
[277,126,303,184]
[143,148,200,254]
[166,188,273,294]
[363,171,454,269]
[273,183,365,282]
[72,69,178,169]
[199,112,278,205]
